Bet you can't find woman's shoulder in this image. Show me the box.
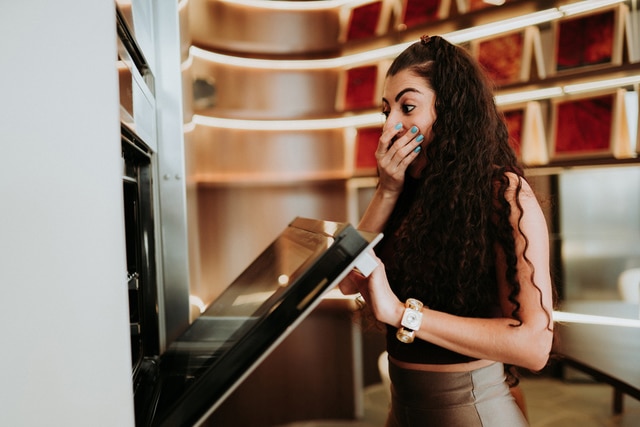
[505,172,538,208]
[494,169,535,201]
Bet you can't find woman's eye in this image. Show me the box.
[382,109,390,119]
[402,104,416,114]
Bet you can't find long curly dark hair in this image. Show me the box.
[383,35,533,324]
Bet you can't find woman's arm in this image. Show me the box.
[357,187,399,233]
[340,123,422,295]
[360,175,555,371]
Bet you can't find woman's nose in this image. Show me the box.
[383,115,402,133]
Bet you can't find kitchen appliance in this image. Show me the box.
[134,217,381,426]
[116,3,383,425]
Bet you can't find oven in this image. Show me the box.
[120,119,381,425]
[116,3,382,425]
[120,115,381,426]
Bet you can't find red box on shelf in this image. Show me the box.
[338,0,391,42]
[397,0,450,30]
[471,27,545,87]
[503,108,524,157]
[552,4,627,74]
[336,64,385,112]
[550,89,632,160]
[354,126,381,172]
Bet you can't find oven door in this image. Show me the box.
[136,217,381,427]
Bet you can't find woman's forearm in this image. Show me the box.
[384,299,552,371]
[357,187,400,233]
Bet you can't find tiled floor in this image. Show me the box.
[519,377,640,427]
[282,376,640,427]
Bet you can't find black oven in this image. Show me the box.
[121,124,163,424]
[119,122,381,425]
[116,3,382,425]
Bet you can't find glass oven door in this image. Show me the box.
[137,217,381,427]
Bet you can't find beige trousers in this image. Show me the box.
[385,361,528,427]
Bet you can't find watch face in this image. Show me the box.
[401,308,422,330]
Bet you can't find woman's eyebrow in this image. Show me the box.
[382,87,422,104]
[382,88,422,105]
[395,88,421,102]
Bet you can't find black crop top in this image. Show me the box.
[385,325,478,364]
[376,174,486,365]
[380,237,480,364]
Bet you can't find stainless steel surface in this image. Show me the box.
[153,0,192,350]
[117,5,157,149]
[119,0,191,353]
[554,301,640,405]
[559,166,640,302]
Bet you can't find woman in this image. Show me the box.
[340,35,555,426]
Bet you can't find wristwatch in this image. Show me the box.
[396,298,424,344]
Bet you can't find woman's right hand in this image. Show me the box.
[349,251,404,328]
[338,269,365,295]
[376,122,423,195]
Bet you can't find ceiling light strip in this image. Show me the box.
[190,45,410,70]
[215,0,357,11]
[559,0,627,16]
[563,75,640,94]
[553,310,640,328]
[496,75,640,104]
[446,9,563,44]
[192,112,384,131]
[495,87,565,105]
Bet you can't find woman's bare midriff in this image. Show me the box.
[389,355,496,372]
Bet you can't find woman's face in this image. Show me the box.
[382,69,437,172]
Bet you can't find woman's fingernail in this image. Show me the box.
[410,126,418,134]
[416,134,424,143]
[413,146,422,153]
[395,123,403,130]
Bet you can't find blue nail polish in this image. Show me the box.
[395,123,403,130]
[416,134,424,143]
[413,146,422,153]
[410,126,418,133]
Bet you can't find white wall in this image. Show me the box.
[0,1,135,425]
